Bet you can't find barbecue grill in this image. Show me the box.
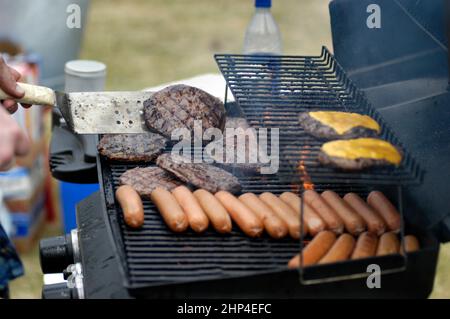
[39,0,448,298]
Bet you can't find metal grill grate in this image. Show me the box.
[102,159,307,288]
[101,153,373,289]
[215,47,423,185]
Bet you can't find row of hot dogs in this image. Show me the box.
[115,184,403,240]
[287,231,420,268]
[115,185,421,266]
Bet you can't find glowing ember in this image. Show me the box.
[298,147,314,190]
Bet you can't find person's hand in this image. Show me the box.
[0,55,31,170]
[0,106,30,170]
[0,55,31,113]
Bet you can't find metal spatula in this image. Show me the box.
[0,82,153,134]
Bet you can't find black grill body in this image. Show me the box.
[98,154,440,297]
[93,46,437,296]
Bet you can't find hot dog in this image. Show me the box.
[321,191,366,235]
[401,235,420,253]
[351,232,378,260]
[303,190,344,234]
[172,186,209,233]
[150,187,189,232]
[193,189,232,234]
[239,193,288,239]
[279,192,326,236]
[319,233,355,264]
[376,232,400,256]
[344,193,386,235]
[259,192,307,239]
[215,191,264,237]
[115,185,144,228]
[367,191,401,232]
[287,231,337,268]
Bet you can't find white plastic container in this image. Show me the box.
[64,60,107,92]
[243,0,282,55]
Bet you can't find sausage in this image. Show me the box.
[344,193,386,235]
[287,231,337,268]
[303,190,344,234]
[193,189,232,234]
[351,232,378,260]
[172,186,209,233]
[239,193,288,239]
[115,185,144,228]
[150,187,189,232]
[279,192,326,236]
[376,232,400,256]
[401,235,420,254]
[367,191,401,232]
[259,192,307,239]
[321,191,366,235]
[319,233,355,264]
[215,191,264,237]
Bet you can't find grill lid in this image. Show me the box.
[330,0,450,241]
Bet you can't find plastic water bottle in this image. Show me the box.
[243,0,282,55]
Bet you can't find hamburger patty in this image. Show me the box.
[318,138,402,170]
[156,153,241,194]
[98,133,167,162]
[318,153,398,170]
[143,84,226,138]
[299,111,380,140]
[209,117,262,173]
[119,167,182,197]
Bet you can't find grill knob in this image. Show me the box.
[39,234,74,273]
[42,283,78,299]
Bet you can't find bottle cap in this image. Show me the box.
[255,0,271,8]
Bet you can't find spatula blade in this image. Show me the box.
[57,91,153,134]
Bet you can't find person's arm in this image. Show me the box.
[0,55,30,170]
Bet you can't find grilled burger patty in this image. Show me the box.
[98,133,167,162]
[209,117,262,173]
[156,153,241,194]
[299,111,380,140]
[318,138,402,170]
[119,167,182,197]
[143,84,226,138]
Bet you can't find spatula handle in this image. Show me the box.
[0,82,56,106]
